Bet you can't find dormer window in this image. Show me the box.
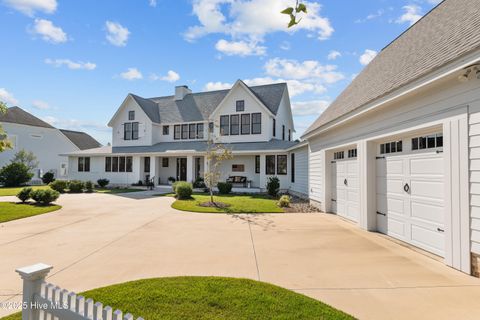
[128,111,135,120]
[236,100,245,112]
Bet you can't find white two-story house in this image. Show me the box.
[65,80,309,195]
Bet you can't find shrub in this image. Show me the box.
[31,189,60,205]
[175,181,193,199]
[266,176,280,197]
[168,176,176,183]
[217,182,232,194]
[193,177,206,188]
[68,180,84,193]
[97,178,109,188]
[17,187,33,203]
[0,162,33,187]
[41,171,55,184]
[277,195,291,208]
[49,180,68,193]
[85,181,94,193]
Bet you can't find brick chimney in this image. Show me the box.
[175,85,192,101]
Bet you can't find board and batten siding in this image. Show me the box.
[469,101,480,255]
[308,140,325,208]
[289,146,308,196]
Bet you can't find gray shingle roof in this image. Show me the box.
[303,0,480,137]
[60,129,102,150]
[0,106,54,128]
[132,82,287,124]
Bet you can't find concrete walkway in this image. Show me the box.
[1,193,480,319]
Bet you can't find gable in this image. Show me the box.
[108,95,153,128]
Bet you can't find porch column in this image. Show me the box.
[149,156,157,186]
[259,154,266,191]
[131,156,141,184]
[203,156,208,178]
[186,155,193,183]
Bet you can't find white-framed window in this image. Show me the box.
[348,148,357,158]
[333,151,344,160]
[380,140,402,154]
[412,133,443,150]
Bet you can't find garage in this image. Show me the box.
[331,148,359,222]
[376,132,445,257]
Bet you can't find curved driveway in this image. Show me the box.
[1,192,480,319]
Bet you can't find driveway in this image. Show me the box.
[1,193,480,319]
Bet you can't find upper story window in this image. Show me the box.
[124,122,139,140]
[163,125,169,135]
[189,124,196,139]
[174,123,205,140]
[181,124,188,139]
[252,113,261,134]
[174,125,181,140]
[209,122,214,133]
[273,119,276,137]
[236,100,245,112]
[128,111,135,120]
[412,133,442,150]
[241,114,250,135]
[288,129,291,141]
[220,115,229,136]
[197,123,204,139]
[282,125,285,140]
[230,115,239,135]
[380,140,402,154]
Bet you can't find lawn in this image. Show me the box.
[94,188,145,194]
[0,185,51,197]
[0,202,61,223]
[169,193,284,213]
[1,277,353,320]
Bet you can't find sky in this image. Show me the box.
[0,0,442,145]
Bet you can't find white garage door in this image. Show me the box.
[376,133,445,257]
[331,148,359,222]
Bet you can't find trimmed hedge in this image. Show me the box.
[31,189,60,205]
[68,180,84,193]
[217,182,232,194]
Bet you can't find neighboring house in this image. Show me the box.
[0,106,101,182]
[65,80,309,196]
[302,0,480,277]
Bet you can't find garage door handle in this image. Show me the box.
[403,183,410,193]
[331,199,337,202]
[344,178,348,186]
[437,228,444,232]
[376,211,386,216]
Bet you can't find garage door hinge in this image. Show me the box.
[437,228,444,232]
[376,156,385,160]
[376,211,386,216]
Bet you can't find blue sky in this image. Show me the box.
[0,0,441,144]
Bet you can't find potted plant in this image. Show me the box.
[168,176,176,185]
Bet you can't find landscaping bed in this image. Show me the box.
[1,277,353,320]
[0,202,61,223]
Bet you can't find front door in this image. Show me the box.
[176,158,187,181]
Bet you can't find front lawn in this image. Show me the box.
[1,277,353,320]
[0,202,61,223]
[0,185,51,197]
[170,193,284,213]
[94,188,145,194]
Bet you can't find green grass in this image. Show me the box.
[0,185,51,197]
[1,277,353,320]
[169,193,284,213]
[0,202,61,223]
[94,188,144,194]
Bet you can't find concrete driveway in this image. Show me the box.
[1,193,480,320]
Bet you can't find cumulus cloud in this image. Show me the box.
[327,50,341,60]
[31,18,67,43]
[291,100,330,116]
[150,70,180,82]
[45,58,96,70]
[120,68,142,80]
[204,81,232,91]
[31,100,51,110]
[355,9,385,23]
[396,5,422,26]
[359,49,377,65]
[215,39,266,56]
[0,88,19,106]
[264,58,344,84]
[105,21,130,47]
[3,0,57,16]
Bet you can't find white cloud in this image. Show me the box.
[264,58,344,84]
[3,0,57,16]
[45,58,96,70]
[327,50,341,60]
[355,9,385,23]
[120,68,142,80]
[150,70,180,82]
[204,81,232,91]
[279,41,290,51]
[359,49,377,65]
[31,100,50,110]
[42,116,109,132]
[396,5,422,26]
[105,21,130,47]
[291,100,330,116]
[0,88,19,106]
[215,39,266,56]
[31,18,67,43]
[148,0,157,7]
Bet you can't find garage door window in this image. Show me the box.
[380,140,402,154]
[333,151,344,160]
[348,148,357,158]
[412,133,443,150]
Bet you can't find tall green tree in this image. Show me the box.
[282,1,307,28]
[0,101,12,152]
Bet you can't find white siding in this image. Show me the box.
[274,89,295,141]
[218,155,260,188]
[289,146,308,196]
[469,101,480,254]
[309,139,325,208]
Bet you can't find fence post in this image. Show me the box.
[16,263,53,320]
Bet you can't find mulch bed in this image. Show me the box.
[283,195,322,213]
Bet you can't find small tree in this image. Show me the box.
[0,101,12,152]
[11,149,39,172]
[0,162,33,187]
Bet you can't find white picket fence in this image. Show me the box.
[16,264,144,320]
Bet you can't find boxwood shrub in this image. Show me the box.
[68,180,84,193]
[31,189,60,205]
[49,180,68,193]
[175,181,193,199]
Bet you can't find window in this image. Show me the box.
[241,114,250,135]
[181,124,188,139]
[163,125,169,135]
[412,133,443,150]
[112,157,119,172]
[266,155,275,175]
[197,123,204,139]
[236,100,245,112]
[124,123,132,140]
[282,125,285,140]
[288,130,291,141]
[255,155,260,174]
[232,164,245,172]
[174,125,181,140]
[273,119,276,137]
[126,157,133,172]
[277,155,287,175]
[119,156,126,172]
[333,151,344,160]
[380,140,403,154]
[230,115,239,135]
[144,157,150,173]
[291,153,295,183]
[78,157,90,172]
[132,122,139,140]
[105,157,112,172]
[162,158,169,167]
[209,122,214,133]
[128,111,135,120]
[220,115,229,135]
[252,113,261,134]
[189,123,196,139]
[348,148,357,158]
